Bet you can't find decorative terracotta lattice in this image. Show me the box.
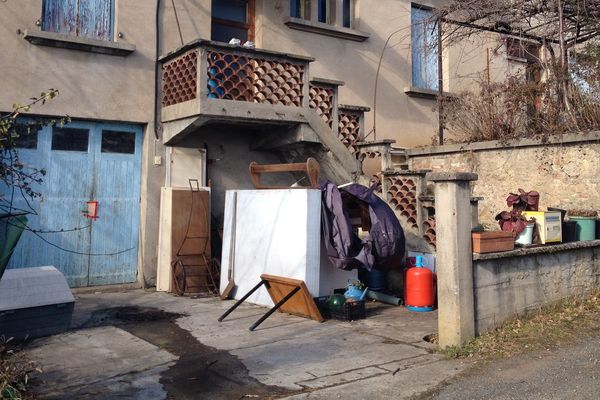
[369,174,383,194]
[207,51,304,106]
[386,176,418,229]
[338,112,361,155]
[309,84,334,127]
[162,50,198,107]
[423,218,436,249]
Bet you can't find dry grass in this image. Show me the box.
[442,291,600,359]
[0,338,38,400]
[440,70,600,145]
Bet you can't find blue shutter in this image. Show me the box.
[42,0,113,41]
[42,0,78,36]
[342,0,352,28]
[318,0,327,23]
[411,6,439,90]
[290,0,300,17]
[78,0,114,41]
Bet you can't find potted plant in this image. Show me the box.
[506,189,540,211]
[495,210,536,245]
[566,209,598,241]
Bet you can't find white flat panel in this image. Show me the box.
[220,189,356,307]
[169,147,206,188]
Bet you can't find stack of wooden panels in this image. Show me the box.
[157,187,211,293]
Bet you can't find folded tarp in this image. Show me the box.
[320,182,405,272]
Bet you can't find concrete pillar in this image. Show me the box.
[427,172,478,348]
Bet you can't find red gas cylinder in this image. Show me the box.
[405,256,434,312]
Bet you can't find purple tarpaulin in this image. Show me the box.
[320,182,405,272]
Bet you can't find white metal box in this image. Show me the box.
[522,211,562,244]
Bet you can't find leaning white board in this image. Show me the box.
[220,189,356,307]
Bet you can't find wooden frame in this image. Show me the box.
[218,274,324,331]
[211,0,255,41]
[249,158,320,189]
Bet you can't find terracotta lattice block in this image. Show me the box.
[207,51,304,106]
[162,50,198,107]
[386,176,419,229]
[423,218,436,249]
[338,112,361,155]
[309,84,335,127]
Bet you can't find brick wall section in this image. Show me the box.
[473,242,600,334]
[407,132,600,227]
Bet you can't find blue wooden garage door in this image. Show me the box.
[4,120,143,287]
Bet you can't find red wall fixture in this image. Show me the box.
[84,201,99,220]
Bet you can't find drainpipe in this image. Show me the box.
[153,0,162,139]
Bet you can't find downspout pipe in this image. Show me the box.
[153,0,162,139]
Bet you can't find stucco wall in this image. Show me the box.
[408,132,600,227]
[473,242,600,334]
[0,0,156,122]
[255,1,499,148]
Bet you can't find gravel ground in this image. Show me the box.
[416,338,600,400]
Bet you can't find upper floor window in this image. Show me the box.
[411,5,439,91]
[211,0,255,43]
[291,0,311,20]
[42,0,114,41]
[291,0,354,28]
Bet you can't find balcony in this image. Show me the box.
[159,41,314,141]
[158,40,367,174]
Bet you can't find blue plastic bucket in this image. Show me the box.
[359,268,386,292]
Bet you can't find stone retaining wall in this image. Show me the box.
[407,132,600,227]
[473,241,600,334]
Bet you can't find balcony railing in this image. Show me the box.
[160,40,315,118]
[159,40,367,152]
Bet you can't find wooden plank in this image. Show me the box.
[249,158,320,189]
[260,274,324,322]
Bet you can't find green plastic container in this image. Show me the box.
[570,216,597,241]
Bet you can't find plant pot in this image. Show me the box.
[570,216,597,241]
[547,207,567,222]
[515,223,535,245]
[472,231,515,253]
[562,221,577,243]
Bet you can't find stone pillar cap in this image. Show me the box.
[426,172,478,182]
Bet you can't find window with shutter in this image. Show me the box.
[42,0,114,41]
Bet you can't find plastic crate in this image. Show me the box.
[330,300,366,321]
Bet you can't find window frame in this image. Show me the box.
[100,130,137,155]
[211,0,255,42]
[41,0,116,42]
[290,0,355,28]
[411,3,440,91]
[51,127,90,153]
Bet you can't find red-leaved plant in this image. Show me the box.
[495,210,535,234]
[506,189,540,211]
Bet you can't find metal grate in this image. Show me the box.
[207,51,304,106]
[162,50,198,107]
[338,112,361,155]
[309,84,335,127]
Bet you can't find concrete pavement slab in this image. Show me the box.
[26,290,464,399]
[25,326,177,398]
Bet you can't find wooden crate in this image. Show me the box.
[472,231,514,254]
